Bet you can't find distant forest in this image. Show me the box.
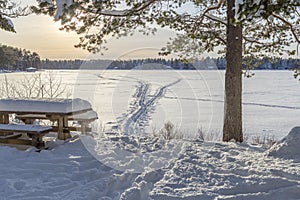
[43,57,300,70]
[1,44,299,71]
[0,44,42,71]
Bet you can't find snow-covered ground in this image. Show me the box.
[0,70,300,199]
[0,128,299,199]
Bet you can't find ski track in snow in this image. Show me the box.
[165,96,300,110]
[122,79,181,135]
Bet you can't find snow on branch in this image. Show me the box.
[236,0,300,21]
[235,0,266,21]
[0,15,14,32]
[54,0,73,20]
[204,13,227,25]
[51,0,156,19]
[0,0,28,32]
[95,0,156,17]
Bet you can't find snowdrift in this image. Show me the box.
[1,135,300,199]
[268,126,300,162]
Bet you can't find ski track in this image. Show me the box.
[164,96,300,110]
[95,74,141,83]
[122,79,181,135]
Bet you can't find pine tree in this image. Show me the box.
[33,0,300,142]
[0,47,9,68]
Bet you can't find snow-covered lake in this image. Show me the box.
[1,70,300,200]
[2,70,300,139]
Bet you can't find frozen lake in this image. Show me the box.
[1,70,300,139]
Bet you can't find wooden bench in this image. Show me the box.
[16,114,47,124]
[16,110,98,134]
[0,124,52,148]
[67,111,98,134]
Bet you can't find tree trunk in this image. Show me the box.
[223,0,243,142]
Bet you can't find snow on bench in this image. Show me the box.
[69,110,98,134]
[16,110,98,134]
[0,124,53,148]
[0,124,52,134]
[17,110,98,122]
[68,110,98,122]
[16,114,48,120]
[0,98,92,114]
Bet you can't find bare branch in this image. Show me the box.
[216,35,227,45]
[192,0,225,36]
[295,7,300,17]
[243,36,275,47]
[271,13,300,43]
[204,13,227,25]
[197,0,225,24]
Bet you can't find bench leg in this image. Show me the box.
[57,117,71,140]
[63,117,71,139]
[80,123,88,134]
[3,114,9,124]
[0,114,11,136]
[57,117,64,140]
[31,135,44,149]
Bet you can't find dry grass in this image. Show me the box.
[153,121,184,140]
[196,126,222,142]
[251,135,278,149]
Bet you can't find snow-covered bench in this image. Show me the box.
[16,110,98,134]
[67,110,98,122]
[67,110,98,134]
[0,124,52,148]
[16,114,48,124]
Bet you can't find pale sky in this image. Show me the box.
[0,1,298,60]
[0,13,178,60]
[0,0,216,60]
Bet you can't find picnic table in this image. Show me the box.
[0,98,98,148]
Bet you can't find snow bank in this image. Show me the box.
[0,138,138,200]
[81,135,184,173]
[268,126,300,162]
[1,135,300,199]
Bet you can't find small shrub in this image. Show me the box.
[252,135,277,149]
[0,72,71,99]
[154,121,183,140]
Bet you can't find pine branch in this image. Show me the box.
[196,0,225,24]
[192,0,225,37]
[204,13,227,26]
[271,13,300,44]
[94,0,157,17]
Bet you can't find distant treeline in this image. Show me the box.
[42,57,300,70]
[0,44,299,71]
[0,44,42,71]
